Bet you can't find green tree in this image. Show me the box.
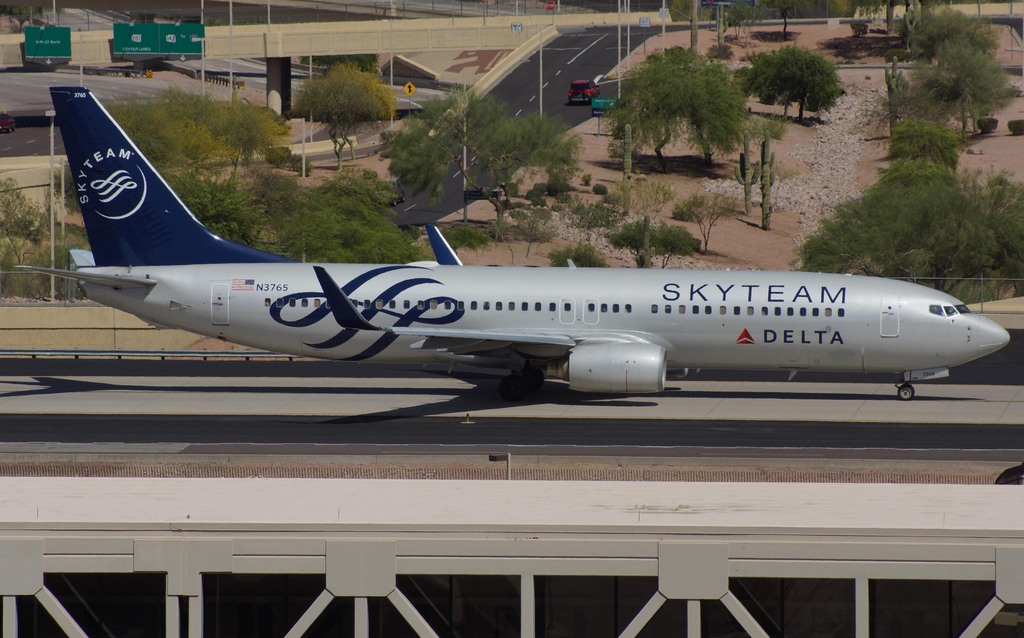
[0,177,46,266]
[672,192,740,255]
[888,118,961,170]
[169,174,269,249]
[611,219,700,268]
[510,208,557,262]
[549,244,608,267]
[609,48,747,169]
[800,170,1024,289]
[293,64,396,170]
[280,170,425,263]
[914,41,1016,132]
[910,8,997,62]
[218,98,289,173]
[760,0,812,41]
[389,90,580,223]
[561,198,625,244]
[741,47,842,122]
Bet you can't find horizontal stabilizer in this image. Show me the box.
[15,265,158,288]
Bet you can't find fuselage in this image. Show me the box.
[81,263,1009,374]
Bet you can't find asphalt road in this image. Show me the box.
[391,25,665,225]
[1,330,1022,460]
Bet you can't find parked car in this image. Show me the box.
[388,178,405,206]
[0,112,14,134]
[567,79,600,104]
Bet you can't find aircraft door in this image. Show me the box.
[880,295,899,337]
[583,298,600,325]
[211,283,230,325]
[559,298,576,325]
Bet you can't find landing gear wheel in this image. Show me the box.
[896,383,915,401]
[499,374,529,401]
[523,366,545,392]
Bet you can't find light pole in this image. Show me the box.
[617,0,622,98]
[47,109,56,300]
[228,0,234,94]
[538,24,544,115]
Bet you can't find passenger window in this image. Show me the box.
[564,303,571,312]
[824,308,832,317]
[774,307,782,316]
[535,302,542,311]
[613,304,620,313]
[444,301,452,310]
[417,301,424,310]
[812,308,819,317]
[471,301,478,310]
[665,305,671,313]
[799,308,806,317]
[457,301,464,311]
[390,300,396,309]
[589,303,596,312]
[625,304,632,313]
[483,302,490,310]
[601,303,608,313]
[276,299,284,308]
[548,303,555,312]
[733,306,740,316]
[374,300,383,310]
[314,299,321,308]
[289,299,296,308]
[363,300,370,308]
[651,304,659,314]
[301,299,308,308]
[704,305,711,314]
[678,305,686,315]
[264,298,271,307]
[837,308,845,317]
[693,305,700,315]
[719,306,726,315]
[496,302,503,311]
[508,303,514,311]
[430,300,438,310]
[404,300,411,309]
[762,307,768,316]
[787,308,794,316]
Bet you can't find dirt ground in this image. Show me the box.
[406,21,1024,270]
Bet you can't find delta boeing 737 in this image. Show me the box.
[23,87,1010,401]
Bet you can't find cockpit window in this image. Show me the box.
[943,305,958,317]
[929,305,943,316]
[955,304,972,314]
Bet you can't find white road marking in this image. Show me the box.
[567,34,608,66]
[515,109,522,117]
[542,82,548,88]
[555,69,561,76]
[403,204,416,211]
[529,96,536,102]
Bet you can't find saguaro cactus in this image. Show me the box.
[884,56,908,135]
[623,124,632,180]
[759,138,776,231]
[734,133,761,216]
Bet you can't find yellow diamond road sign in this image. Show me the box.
[403,82,416,96]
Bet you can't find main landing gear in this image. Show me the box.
[896,382,915,401]
[499,366,545,401]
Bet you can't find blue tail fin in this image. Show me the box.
[51,87,292,267]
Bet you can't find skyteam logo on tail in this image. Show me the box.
[76,147,148,220]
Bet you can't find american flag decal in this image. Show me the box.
[231,278,255,291]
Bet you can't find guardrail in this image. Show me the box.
[0,349,300,360]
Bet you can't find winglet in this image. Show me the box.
[425,224,462,266]
[313,266,381,331]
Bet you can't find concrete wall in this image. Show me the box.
[0,306,202,350]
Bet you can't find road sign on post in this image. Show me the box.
[161,23,204,61]
[658,6,670,18]
[639,16,651,27]
[23,26,71,65]
[545,0,555,10]
[511,22,523,32]
[113,22,161,60]
[590,96,619,118]
[403,82,416,96]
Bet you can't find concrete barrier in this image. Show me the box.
[0,306,203,350]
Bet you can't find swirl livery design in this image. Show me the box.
[75,147,148,220]
[269,266,464,361]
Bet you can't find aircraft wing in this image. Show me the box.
[313,266,576,351]
[15,266,158,288]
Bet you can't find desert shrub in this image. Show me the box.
[592,183,609,196]
[549,243,608,267]
[977,117,998,134]
[850,22,868,37]
[1008,120,1024,136]
[885,48,910,62]
[545,179,573,197]
[289,154,312,174]
[442,223,493,251]
[264,146,291,167]
[707,43,734,60]
[889,118,961,170]
[581,173,592,187]
[525,185,546,207]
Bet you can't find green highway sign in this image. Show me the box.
[24,26,71,65]
[161,23,204,60]
[113,22,204,61]
[590,96,619,117]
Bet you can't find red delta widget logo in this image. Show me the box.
[736,329,755,344]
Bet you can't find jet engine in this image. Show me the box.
[547,342,666,393]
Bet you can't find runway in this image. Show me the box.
[0,357,1023,463]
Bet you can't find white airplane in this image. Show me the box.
[24,87,1011,401]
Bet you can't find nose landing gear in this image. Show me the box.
[896,382,915,401]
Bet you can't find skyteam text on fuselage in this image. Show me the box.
[25,87,1010,401]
